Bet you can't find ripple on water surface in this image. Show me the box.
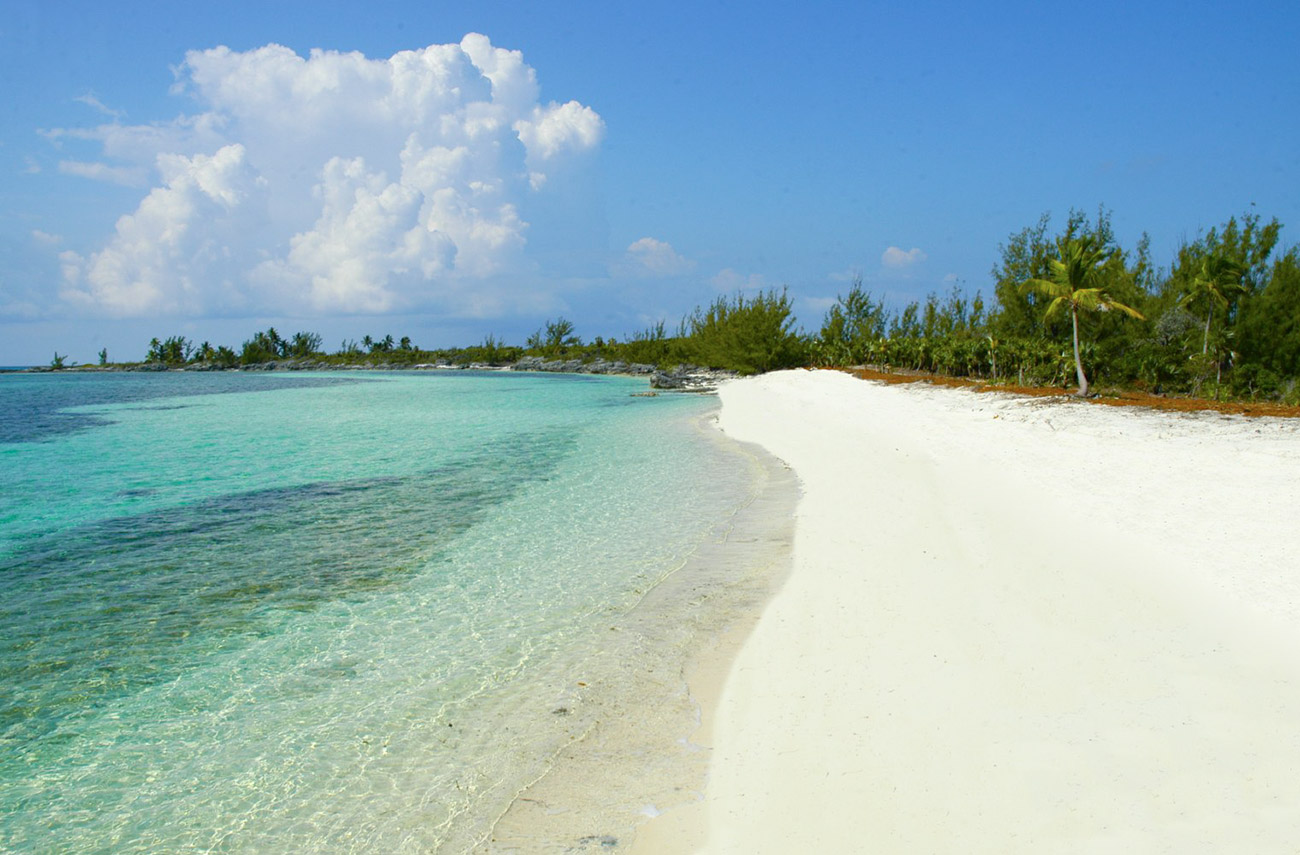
[0,371,759,853]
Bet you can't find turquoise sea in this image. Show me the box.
[0,370,766,853]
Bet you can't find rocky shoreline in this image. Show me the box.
[12,358,738,393]
[512,356,737,391]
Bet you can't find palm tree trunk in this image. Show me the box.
[1071,307,1088,397]
[1203,310,1212,356]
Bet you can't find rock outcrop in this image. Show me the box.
[649,365,738,392]
[511,356,656,376]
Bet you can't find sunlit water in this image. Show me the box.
[0,370,757,853]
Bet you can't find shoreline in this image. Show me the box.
[636,368,1300,852]
[16,362,1299,418]
[2,371,781,852]
[4,360,737,393]
[477,409,798,852]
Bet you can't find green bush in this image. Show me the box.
[683,289,807,374]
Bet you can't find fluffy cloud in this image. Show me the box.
[54,35,604,318]
[517,101,605,162]
[622,237,694,277]
[881,246,927,268]
[61,144,268,316]
[250,155,464,313]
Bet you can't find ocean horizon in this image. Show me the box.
[0,370,769,852]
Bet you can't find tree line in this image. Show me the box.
[110,206,1297,402]
[812,208,1297,402]
[126,290,808,377]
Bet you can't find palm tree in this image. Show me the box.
[1180,252,1246,356]
[263,327,284,357]
[1022,234,1145,397]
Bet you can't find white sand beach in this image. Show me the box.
[636,368,1300,853]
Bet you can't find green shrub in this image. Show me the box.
[684,289,806,374]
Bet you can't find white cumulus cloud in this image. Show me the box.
[61,144,268,316]
[516,101,605,163]
[52,34,604,319]
[623,237,694,277]
[881,246,927,268]
[250,155,461,313]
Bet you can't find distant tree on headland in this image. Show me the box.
[527,318,582,357]
[289,332,323,358]
[238,328,324,364]
[147,336,193,365]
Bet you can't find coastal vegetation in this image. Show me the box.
[1019,233,1145,397]
[813,208,1298,404]
[48,207,1300,404]
[114,289,805,377]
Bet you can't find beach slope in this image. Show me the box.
[661,369,1300,853]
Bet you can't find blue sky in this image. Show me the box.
[2,0,1298,365]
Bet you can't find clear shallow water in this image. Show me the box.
[0,371,756,853]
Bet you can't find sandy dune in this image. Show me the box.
[639,369,1300,853]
